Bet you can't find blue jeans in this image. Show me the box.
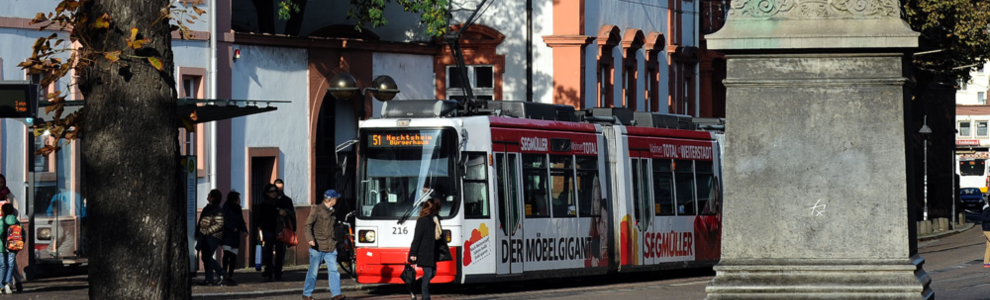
[303,248,341,297]
[200,236,224,283]
[420,266,436,300]
[0,252,14,285]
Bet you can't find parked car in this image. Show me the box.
[959,187,985,210]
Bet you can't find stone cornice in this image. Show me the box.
[729,0,899,19]
[541,35,596,48]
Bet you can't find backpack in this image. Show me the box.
[6,222,23,252]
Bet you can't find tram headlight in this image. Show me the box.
[443,230,451,243]
[38,227,51,240]
[359,230,375,243]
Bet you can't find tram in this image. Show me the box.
[352,100,722,284]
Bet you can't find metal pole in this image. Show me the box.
[951,153,956,226]
[923,137,928,221]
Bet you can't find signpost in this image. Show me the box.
[185,156,198,272]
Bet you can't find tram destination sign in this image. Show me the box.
[368,132,439,148]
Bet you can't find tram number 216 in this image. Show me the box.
[393,227,409,234]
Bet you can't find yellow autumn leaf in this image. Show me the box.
[105,51,120,63]
[147,57,163,71]
[92,13,111,29]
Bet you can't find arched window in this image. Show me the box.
[597,25,621,108]
[645,32,666,112]
[622,29,645,111]
[435,24,506,101]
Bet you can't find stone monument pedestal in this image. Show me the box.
[704,1,931,299]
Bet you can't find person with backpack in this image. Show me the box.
[1,203,21,294]
[197,190,226,286]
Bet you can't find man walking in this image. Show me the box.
[301,190,345,300]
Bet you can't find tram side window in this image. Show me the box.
[464,153,490,218]
[696,161,719,215]
[653,159,675,216]
[674,160,696,215]
[637,159,652,231]
[576,156,600,217]
[550,155,576,218]
[522,154,550,217]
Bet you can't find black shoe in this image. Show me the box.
[274,274,282,281]
[14,282,21,293]
[265,274,274,282]
[225,278,238,286]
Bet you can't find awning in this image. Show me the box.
[177,98,288,124]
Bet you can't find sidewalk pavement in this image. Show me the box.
[918,222,975,242]
[20,263,393,300]
[19,225,975,300]
[191,265,389,300]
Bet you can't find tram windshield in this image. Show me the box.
[960,160,986,176]
[358,128,459,219]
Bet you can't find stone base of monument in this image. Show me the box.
[706,257,933,300]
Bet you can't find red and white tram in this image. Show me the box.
[352,100,722,284]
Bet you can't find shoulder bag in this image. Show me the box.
[276,215,298,246]
[434,216,452,262]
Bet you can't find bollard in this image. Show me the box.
[921,220,932,235]
[940,218,950,232]
[960,213,967,226]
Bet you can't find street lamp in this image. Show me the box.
[326,72,400,102]
[920,115,932,221]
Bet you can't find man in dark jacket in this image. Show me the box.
[301,190,345,300]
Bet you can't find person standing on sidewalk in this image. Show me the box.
[301,189,346,300]
[198,190,226,285]
[0,203,17,294]
[255,183,293,281]
[0,175,22,292]
[222,191,248,285]
[408,192,443,300]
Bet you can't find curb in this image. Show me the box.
[918,222,975,241]
[192,282,390,300]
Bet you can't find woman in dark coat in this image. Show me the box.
[408,194,442,300]
[222,191,248,285]
[254,183,292,281]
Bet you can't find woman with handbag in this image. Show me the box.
[408,192,445,300]
[254,183,290,281]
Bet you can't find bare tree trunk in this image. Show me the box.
[76,0,188,299]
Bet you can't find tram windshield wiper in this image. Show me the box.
[397,188,433,225]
